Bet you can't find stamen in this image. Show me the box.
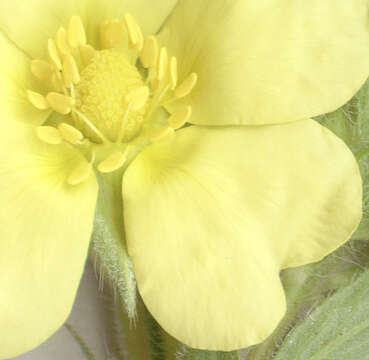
[36,126,62,145]
[48,39,62,70]
[157,47,168,81]
[175,73,198,99]
[100,19,125,49]
[123,13,138,48]
[31,60,54,82]
[116,103,132,143]
[27,91,49,110]
[169,57,178,90]
[141,36,158,69]
[132,19,144,52]
[68,16,87,48]
[168,106,192,130]
[51,73,64,92]
[144,84,169,121]
[73,109,109,144]
[80,45,95,66]
[46,92,74,115]
[152,78,160,92]
[28,14,196,163]
[150,126,175,142]
[125,86,150,111]
[123,13,143,51]
[97,151,127,173]
[56,27,70,56]
[62,54,80,87]
[67,162,92,185]
[58,123,84,144]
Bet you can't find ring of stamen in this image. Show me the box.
[26,14,197,184]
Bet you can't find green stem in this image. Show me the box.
[65,323,98,360]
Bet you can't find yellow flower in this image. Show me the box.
[0,0,368,357]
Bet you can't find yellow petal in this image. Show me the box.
[31,60,54,82]
[0,0,177,58]
[159,0,369,125]
[123,120,361,350]
[0,33,49,125]
[0,0,88,58]
[0,121,98,358]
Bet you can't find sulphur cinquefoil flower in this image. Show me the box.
[0,0,369,357]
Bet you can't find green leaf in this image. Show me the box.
[177,348,241,360]
[272,267,369,360]
[246,240,369,360]
[92,171,137,320]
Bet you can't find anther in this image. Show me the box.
[36,126,62,145]
[132,19,144,52]
[67,162,92,185]
[123,13,138,48]
[62,53,80,87]
[125,86,150,111]
[152,78,160,92]
[150,126,175,142]
[157,47,168,81]
[100,19,125,49]
[97,151,127,173]
[169,57,178,90]
[46,92,74,115]
[68,16,86,48]
[48,39,62,70]
[168,106,192,130]
[175,73,198,98]
[141,36,158,69]
[58,123,84,144]
[80,45,95,66]
[56,27,70,56]
[31,60,54,82]
[51,73,64,92]
[27,91,50,110]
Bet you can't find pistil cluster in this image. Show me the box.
[27,14,197,185]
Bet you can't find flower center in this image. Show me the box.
[27,15,198,185]
[75,50,145,143]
